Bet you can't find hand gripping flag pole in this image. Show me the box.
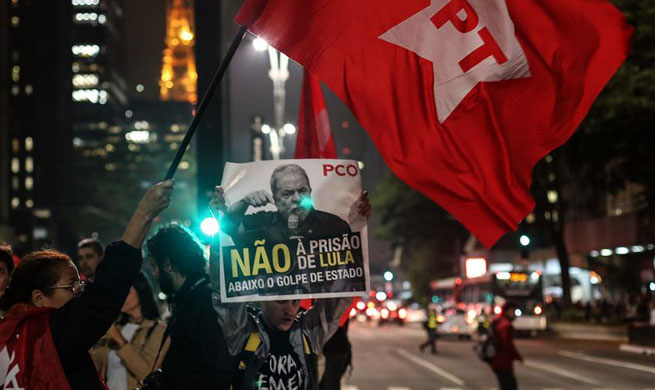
[164,25,248,181]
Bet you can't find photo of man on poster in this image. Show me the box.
[220,163,354,245]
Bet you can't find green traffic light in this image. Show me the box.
[200,217,219,236]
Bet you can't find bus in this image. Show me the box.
[429,277,472,339]
[457,270,547,336]
[429,277,462,310]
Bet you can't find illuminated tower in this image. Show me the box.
[160,0,197,104]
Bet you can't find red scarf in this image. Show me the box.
[0,304,70,389]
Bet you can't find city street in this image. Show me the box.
[344,322,655,390]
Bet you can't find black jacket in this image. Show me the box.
[49,240,142,390]
[161,274,234,389]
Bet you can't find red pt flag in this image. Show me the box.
[238,0,632,247]
[295,71,337,159]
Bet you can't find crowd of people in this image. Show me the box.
[0,181,363,390]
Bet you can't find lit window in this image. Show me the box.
[11,158,19,173]
[105,144,114,152]
[125,131,150,143]
[105,163,117,171]
[136,84,144,92]
[25,199,33,208]
[12,138,20,153]
[11,0,19,8]
[11,85,19,96]
[72,63,80,72]
[98,14,106,24]
[179,161,190,170]
[11,197,20,209]
[74,12,98,23]
[11,16,19,27]
[72,89,107,104]
[72,74,99,88]
[12,50,19,62]
[547,190,558,204]
[11,177,19,190]
[25,84,33,95]
[11,66,20,82]
[25,137,33,151]
[73,137,83,147]
[71,45,100,57]
[25,176,33,190]
[72,0,100,6]
[25,157,33,172]
[170,124,180,132]
[525,213,536,224]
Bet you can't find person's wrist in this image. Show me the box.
[133,207,156,224]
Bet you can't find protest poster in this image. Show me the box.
[217,159,370,302]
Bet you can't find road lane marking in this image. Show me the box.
[396,349,465,386]
[559,350,655,375]
[388,387,411,390]
[342,386,358,390]
[523,360,600,385]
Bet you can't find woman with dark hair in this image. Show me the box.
[0,180,173,390]
[92,272,168,390]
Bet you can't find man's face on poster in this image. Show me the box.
[273,172,312,223]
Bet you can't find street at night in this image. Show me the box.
[1,0,654,389]
[344,323,655,390]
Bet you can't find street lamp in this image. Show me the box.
[251,35,292,159]
[519,235,530,246]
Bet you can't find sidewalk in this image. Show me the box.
[549,322,628,342]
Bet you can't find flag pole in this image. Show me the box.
[164,25,248,180]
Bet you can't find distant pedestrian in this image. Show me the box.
[77,237,104,282]
[489,302,523,390]
[419,307,438,354]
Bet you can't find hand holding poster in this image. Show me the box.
[216,159,370,302]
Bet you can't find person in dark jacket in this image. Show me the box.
[0,180,173,390]
[489,302,524,390]
[146,223,234,389]
[320,319,352,390]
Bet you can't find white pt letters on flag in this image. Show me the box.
[380,0,531,123]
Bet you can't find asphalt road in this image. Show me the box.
[342,321,655,390]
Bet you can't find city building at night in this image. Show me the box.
[1,0,74,251]
[70,0,129,169]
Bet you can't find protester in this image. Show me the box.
[419,307,438,354]
[0,246,15,299]
[319,319,352,390]
[210,186,370,390]
[91,271,167,390]
[145,223,233,389]
[0,180,173,390]
[489,302,524,390]
[77,237,104,281]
